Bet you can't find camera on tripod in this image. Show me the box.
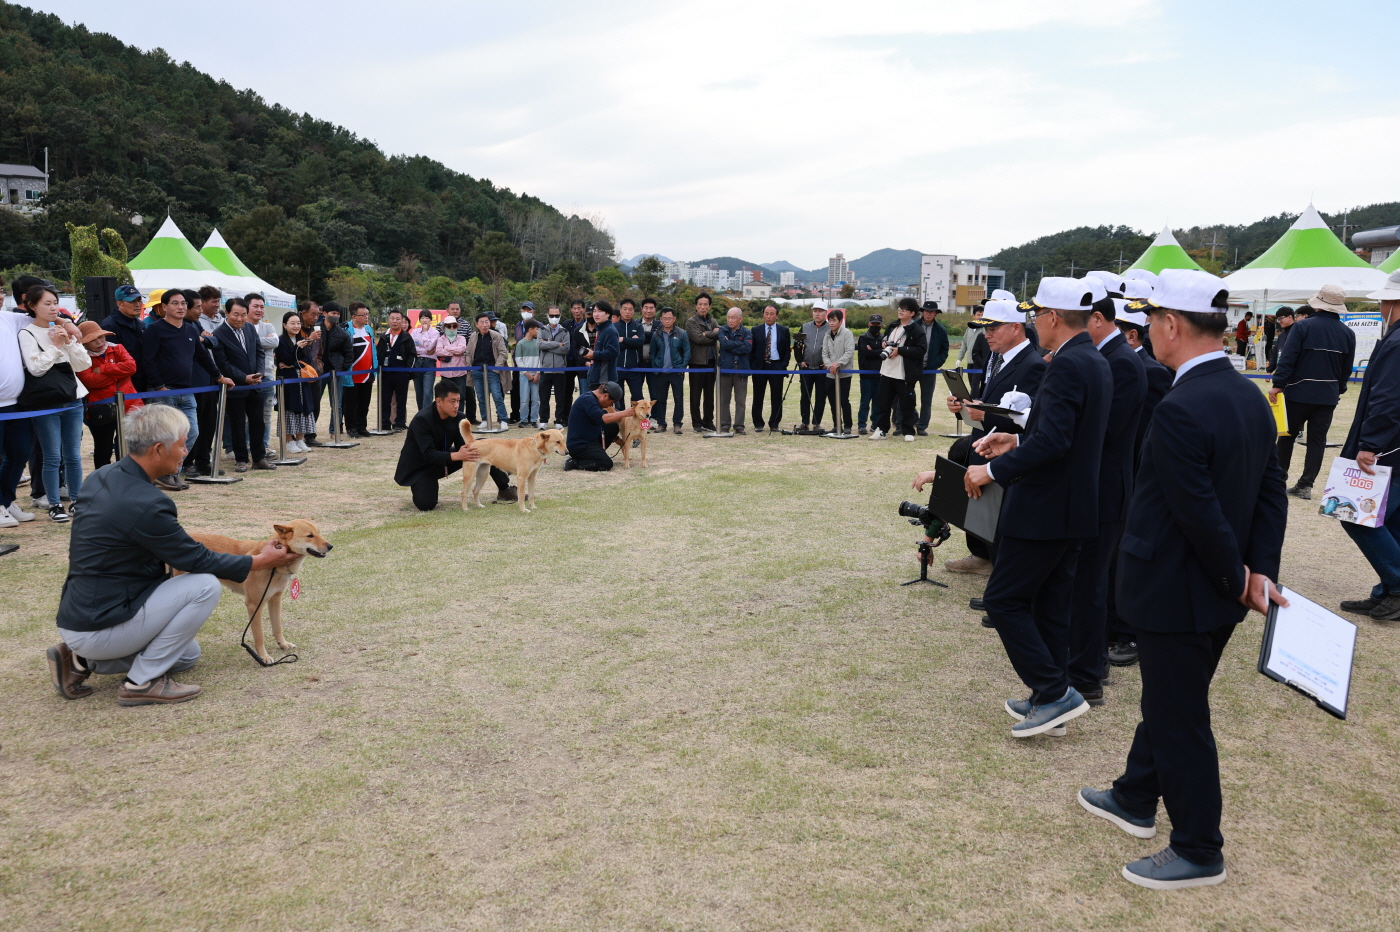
[899,499,951,546]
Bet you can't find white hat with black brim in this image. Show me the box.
[1367,269,1400,301]
[1149,269,1229,314]
[1032,277,1097,312]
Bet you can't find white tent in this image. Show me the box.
[126,216,231,294]
[200,229,297,311]
[1223,205,1386,306]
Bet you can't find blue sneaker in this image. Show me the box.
[1004,695,1066,736]
[1122,846,1226,889]
[1078,787,1156,838]
[1011,687,1088,737]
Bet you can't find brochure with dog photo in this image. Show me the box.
[1319,457,1392,528]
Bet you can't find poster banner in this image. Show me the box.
[1342,312,1384,373]
[1320,457,1392,527]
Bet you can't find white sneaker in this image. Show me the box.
[868,429,885,439]
[291,441,307,454]
[0,509,15,528]
[904,435,916,442]
[7,502,34,522]
[32,495,50,508]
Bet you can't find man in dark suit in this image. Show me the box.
[377,309,417,430]
[1077,269,1287,889]
[749,303,790,432]
[1067,286,1146,705]
[1271,284,1356,498]
[938,299,1047,576]
[1106,302,1173,667]
[394,379,496,509]
[1337,270,1400,620]
[964,278,1112,737]
[212,302,276,471]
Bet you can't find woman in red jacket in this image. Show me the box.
[76,321,143,469]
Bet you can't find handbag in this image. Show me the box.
[85,398,118,429]
[299,362,318,380]
[16,330,78,411]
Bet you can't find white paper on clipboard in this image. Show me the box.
[1259,586,1357,719]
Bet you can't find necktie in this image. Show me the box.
[986,352,1003,384]
[770,325,778,361]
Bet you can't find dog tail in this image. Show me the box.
[460,419,475,444]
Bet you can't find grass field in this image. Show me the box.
[2,381,1398,931]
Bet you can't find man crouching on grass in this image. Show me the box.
[47,405,299,706]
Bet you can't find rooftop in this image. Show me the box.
[0,163,46,178]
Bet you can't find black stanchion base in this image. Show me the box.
[780,428,827,436]
[937,433,963,439]
[701,430,735,438]
[272,457,308,466]
[365,429,394,436]
[187,476,243,485]
[320,439,360,448]
[901,576,949,588]
[823,431,859,439]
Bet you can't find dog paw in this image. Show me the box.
[278,640,296,650]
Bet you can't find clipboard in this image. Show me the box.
[1257,585,1356,720]
[941,369,974,402]
[929,455,1002,542]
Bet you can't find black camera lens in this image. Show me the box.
[898,500,930,522]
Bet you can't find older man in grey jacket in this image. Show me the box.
[46,405,298,706]
[537,309,574,429]
[798,302,830,430]
[820,308,856,435]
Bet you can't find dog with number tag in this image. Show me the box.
[459,423,568,512]
[609,397,656,468]
[175,519,332,664]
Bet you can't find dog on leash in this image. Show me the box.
[459,424,568,512]
[177,519,332,664]
[609,397,655,468]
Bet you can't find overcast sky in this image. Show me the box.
[40,0,1400,268]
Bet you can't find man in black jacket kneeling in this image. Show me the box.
[394,380,516,510]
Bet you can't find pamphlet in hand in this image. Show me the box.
[1319,457,1391,527]
[1258,586,1356,720]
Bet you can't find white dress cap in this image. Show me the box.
[990,289,1017,301]
[1150,269,1229,314]
[1033,277,1097,311]
[1123,268,1159,287]
[981,299,1027,324]
[1123,279,1154,300]
[1086,270,1125,295]
[1079,277,1109,304]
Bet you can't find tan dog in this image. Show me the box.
[178,519,332,664]
[459,424,568,512]
[611,397,655,468]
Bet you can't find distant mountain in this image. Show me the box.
[627,253,671,266]
[761,260,807,274]
[848,248,922,284]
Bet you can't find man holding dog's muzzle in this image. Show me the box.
[47,405,300,706]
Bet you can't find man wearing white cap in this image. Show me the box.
[1077,268,1287,889]
[1067,279,1146,709]
[1336,270,1400,620]
[797,302,829,430]
[932,298,1046,576]
[964,277,1112,737]
[1269,283,1356,499]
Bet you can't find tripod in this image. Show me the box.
[902,540,949,588]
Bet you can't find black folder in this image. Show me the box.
[941,369,974,402]
[929,455,1002,542]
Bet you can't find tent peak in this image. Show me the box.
[1150,224,1182,248]
[203,228,230,250]
[151,215,187,240]
[1293,203,1329,231]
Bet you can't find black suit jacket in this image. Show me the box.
[394,404,467,488]
[1135,349,1172,469]
[57,457,252,632]
[1096,332,1148,524]
[1117,357,1287,634]
[749,322,791,370]
[988,331,1112,540]
[212,321,264,384]
[378,330,417,369]
[1342,320,1400,468]
[971,342,1047,449]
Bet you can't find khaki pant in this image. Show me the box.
[717,373,748,431]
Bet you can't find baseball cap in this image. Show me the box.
[115,284,143,303]
[601,380,624,402]
[868,313,884,325]
[1123,269,1159,287]
[1149,269,1229,314]
[1123,279,1154,301]
[990,289,1017,302]
[977,300,1027,325]
[1086,270,1125,296]
[1032,277,1095,312]
[520,301,535,310]
[812,300,829,311]
[1079,276,1109,304]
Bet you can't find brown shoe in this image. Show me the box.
[117,674,201,706]
[46,643,93,699]
[497,486,519,503]
[944,555,994,575]
[153,473,184,492]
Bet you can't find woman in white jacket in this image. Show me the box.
[18,285,90,522]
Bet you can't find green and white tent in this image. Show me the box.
[1378,249,1400,274]
[200,229,297,310]
[1126,225,1209,275]
[1223,204,1386,304]
[127,216,228,294]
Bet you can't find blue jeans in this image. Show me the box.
[1341,470,1400,598]
[0,403,35,506]
[412,358,437,410]
[153,393,199,455]
[519,372,540,423]
[33,400,84,502]
[472,369,508,423]
[858,374,882,429]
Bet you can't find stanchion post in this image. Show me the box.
[824,372,857,439]
[321,372,359,449]
[702,359,733,438]
[272,381,307,466]
[365,363,393,436]
[114,392,127,459]
[187,384,242,484]
[479,364,509,433]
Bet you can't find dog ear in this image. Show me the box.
[273,524,293,538]
[536,434,548,452]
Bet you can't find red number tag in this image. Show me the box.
[640,418,652,431]
[289,577,301,601]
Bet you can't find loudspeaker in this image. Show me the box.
[84,276,117,320]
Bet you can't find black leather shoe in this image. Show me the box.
[969,597,985,611]
[1288,484,1312,500]
[562,458,577,472]
[304,438,326,447]
[1080,688,1106,707]
[981,614,995,629]
[252,460,278,471]
[1369,594,1400,620]
[1341,597,1382,613]
[1108,640,1139,666]
[917,429,929,436]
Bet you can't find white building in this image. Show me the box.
[742,281,773,300]
[827,253,851,288]
[919,254,1007,311]
[0,163,47,211]
[662,261,690,283]
[779,271,796,287]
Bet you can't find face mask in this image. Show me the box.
[521,311,533,320]
[445,327,456,336]
[548,316,560,324]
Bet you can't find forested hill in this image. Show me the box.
[0,2,613,299]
